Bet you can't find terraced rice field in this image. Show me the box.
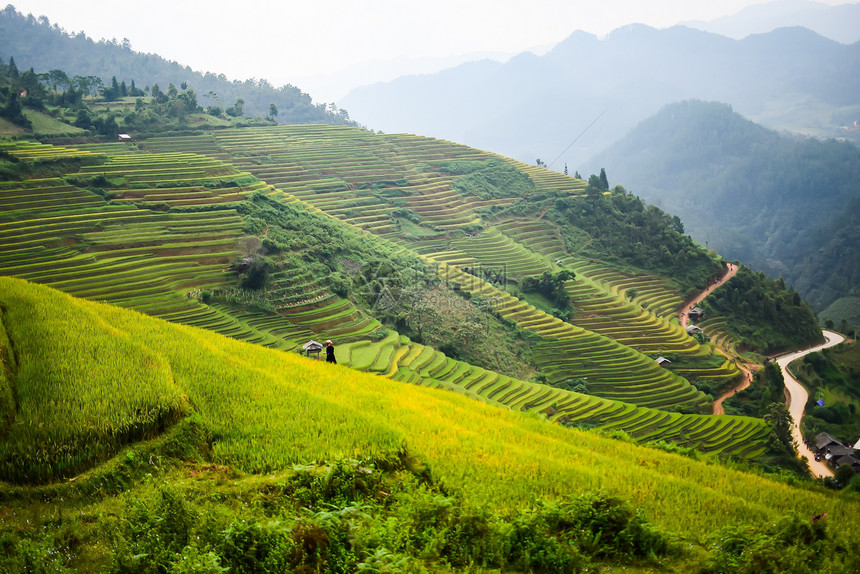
[0,140,103,162]
[0,141,379,350]
[434,263,711,410]
[568,261,686,320]
[143,126,732,411]
[442,226,553,277]
[0,175,238,316]
[148,127,520,238]
[0,130,760,456]
[337,333,767,458]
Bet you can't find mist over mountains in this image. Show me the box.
[341,24,860,167]
[682,0,860,44]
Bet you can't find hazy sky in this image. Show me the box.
[7,0,856,101]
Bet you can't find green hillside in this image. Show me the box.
[0,122,829,477]
[0,122,838,571]
[1,277,857,572]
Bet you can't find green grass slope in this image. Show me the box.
[0,277,858,572]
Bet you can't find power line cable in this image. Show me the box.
[547,106,610,169]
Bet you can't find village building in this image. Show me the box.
[655,357,671,368]
[686,325,704,335]
[815,432,843,452]
[687,307,704,321]
[117,133,133,142]
[824,444,855,461]
[814,432,858,467]
[302,339,324,359]
[835,455,860,472]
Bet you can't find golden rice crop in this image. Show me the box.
[2,277,859,545]
[0,278,184,483]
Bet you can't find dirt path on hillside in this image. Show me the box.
[712,361,755,415]
[774,330,844,478]
[675,263,752,415]
[678,262,736,329]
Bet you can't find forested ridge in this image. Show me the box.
[482,179,721,299]
[0,5,352,124]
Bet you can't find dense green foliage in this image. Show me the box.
[0,57,277,138]
[522,270,575,315]
[589,100,860,315]
[792,341,860,444]
[724,362,786,419]
[437,158,536,200]
[0,57,34,129]
[702,265,822,353]
[700,512,853,574]
[0,6,352,123]
[723,362,809,474]
[484,183,722,297]
[0,457,680,574]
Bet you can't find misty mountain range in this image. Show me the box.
[340,24,859,167]
[682,0,860,44]
[338,10,860,323]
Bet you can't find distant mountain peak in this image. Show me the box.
[683,0,860,44]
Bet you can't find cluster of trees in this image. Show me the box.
[0,58,142,130]
[0,57,98,129]
[482,173,722,298]
[0,6,353,124]
[0,55,279,137]
[701,266,821,353]
[0,57,31,128]
[99,74,145,101]
[437,158,536,200]
[522,269,575,318]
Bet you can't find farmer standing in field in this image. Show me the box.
[325,339,337,364]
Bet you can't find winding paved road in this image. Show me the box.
[675,265,845,477]
[774,330,845,478]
